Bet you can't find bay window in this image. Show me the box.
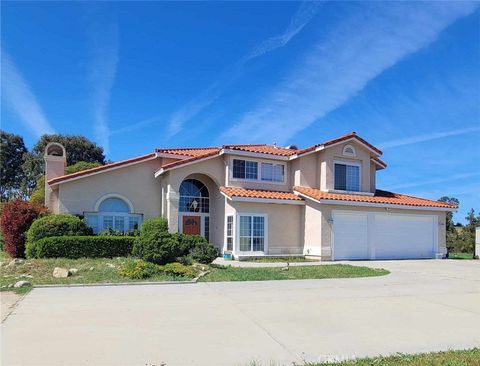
[334,162,360,192]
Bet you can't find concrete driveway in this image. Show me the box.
[2,260,479,366]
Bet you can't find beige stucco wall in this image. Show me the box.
[303,201,447,260]
[57,158,164,219]
[225,200,304,255]
[291,153,318,188]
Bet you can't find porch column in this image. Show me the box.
[166,186,180,233]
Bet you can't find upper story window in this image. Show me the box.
[261,163,284,183]
[233,159,258,180]
[334,162,360,192]
[232,159,285,183]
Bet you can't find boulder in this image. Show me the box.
[14,280,32,288]
[7,258,24,267]
[53,267,71,278]
[69,268,79,275]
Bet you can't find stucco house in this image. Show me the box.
[43,132,456,261]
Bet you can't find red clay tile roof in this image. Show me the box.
[223,144,299,156]
[156,147,220,157]
[47,153,157,185]
[220,187,303,201]
[293,186,457,209]
[371,156,387,168]
[297,132,383,156]
[159,149,221,171]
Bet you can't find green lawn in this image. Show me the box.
[449,252,475,260]
[244,256,319,263]
[0,255,193,294]
[200,264,388,282]
[304,348,480,366]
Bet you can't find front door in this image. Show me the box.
[182,216,201,235]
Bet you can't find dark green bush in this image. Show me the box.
[27,214,92,245]
[132,231,185,265]
[26,235,135,259]
[140,217,169,236]
[119,260,161,279]
[177,234,218,264]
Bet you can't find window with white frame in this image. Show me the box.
[84,197,142,233]
[232,159,258,180]
[232,159,285,183]
[261,162,284,182]
[225,215,233,251]
[334,162,360,192]
[239,215,266,252]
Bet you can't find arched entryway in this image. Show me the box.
[178,178,210,239]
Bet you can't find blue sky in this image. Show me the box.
[1,1,479,223]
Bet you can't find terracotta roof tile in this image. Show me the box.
[223,144,298,156]
[48,153,157,185]
[220,187,303,201]
[297,132,383,156]
[156,147,220,157]
[293,186,457,209]
[159,149,221,171]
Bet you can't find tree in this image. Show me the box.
[21,134,106,198]
[0,130,28,200]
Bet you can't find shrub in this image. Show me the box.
[64,161,101,175]
[140,217,169,236]
[27,214,92,244]
[26,235,135,259]
[120,260,161,279]
[177,234,218,264]
[0,199,47,258]
[99,227,141,237]
[162,262,197,278]
[132,231,185,265]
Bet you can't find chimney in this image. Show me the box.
[44,142,66,212]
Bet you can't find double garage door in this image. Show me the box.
[332,210,437,260]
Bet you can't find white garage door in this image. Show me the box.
[332,211,437,260]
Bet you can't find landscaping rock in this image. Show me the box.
[89,267,94,271]
[53,267,71,278]
[8,284,13,288]
[7,259,24,267]
[20,274,34,279]
[69,268,79,275]
[106,263,116,268]
[14,280,31,288]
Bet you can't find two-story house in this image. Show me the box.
[43,132,456,261]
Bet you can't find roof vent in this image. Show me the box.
[286,145,298,150]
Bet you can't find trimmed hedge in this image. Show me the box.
[26,236,135,259]
[27,214,92,244]
[140,217,169,235]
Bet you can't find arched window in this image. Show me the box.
[179,179,209,213]
[343,144,356,157]
[99,198,130,213]
[85,195,142,233]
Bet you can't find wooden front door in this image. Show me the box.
[182,216,201,235]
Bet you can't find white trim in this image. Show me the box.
[229,156,287,185]
[230,196,304,205]
[223,149,290,161]
[235,213,268,255]
[322,137,381,156]
[343,144,356,157]
[154,151,223,177]
[94,193,135,213]
[49,155,158,186]
[224,214,234,253]
[371,157,387,169]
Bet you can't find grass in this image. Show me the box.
[448,252,475,260]
[0,254,194,294]
[200,264,389,282]
[244,256,319,263]
[304,348,480,366]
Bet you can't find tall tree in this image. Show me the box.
[438,196,460,254]
[21,134,106,197]
[0,130,28,200]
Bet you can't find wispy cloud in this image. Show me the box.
[387,172,480,190]
[109,114,165,136]
[166,1,323,138]
[222,2,479,144]
[378,126,480,150]
[1,50,55,137]
[88,21,119,155]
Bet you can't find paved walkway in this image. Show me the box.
[2,260,479,365]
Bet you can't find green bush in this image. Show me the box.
[178,234,218,264]
[132,231,186,265]
[162,262,197,278]
[26,235,135,259]
[27,214,92,245]
[140,217,169,235]
[120,260,161,279]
